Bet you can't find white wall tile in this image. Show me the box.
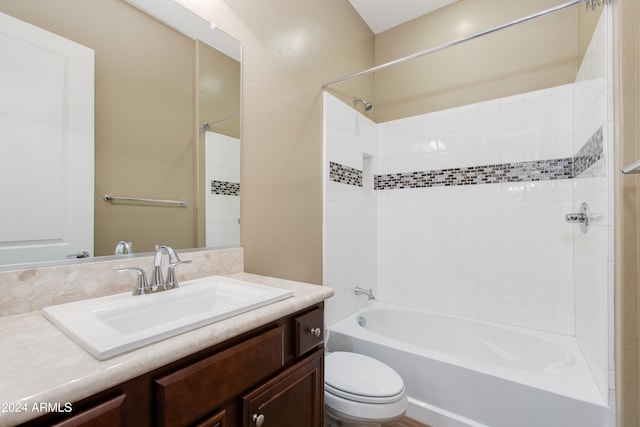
[326,83,579,335]
[570,10,612,403]
[323,92,378,324]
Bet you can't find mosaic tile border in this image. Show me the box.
[328,127,604,190]
[573,126,604,177]
[330,161,363,187]
[375,158,573,190]
[211,180,240,196]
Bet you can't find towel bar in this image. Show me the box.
[103,194,186,207]
[621,160,640,174]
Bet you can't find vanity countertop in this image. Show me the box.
[0,272,333,426]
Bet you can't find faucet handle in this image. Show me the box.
[114,267,149,296]
[165,260,192,289]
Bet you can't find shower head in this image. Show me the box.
[353,97,374,112]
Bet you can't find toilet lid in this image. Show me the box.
[325,352,405,401]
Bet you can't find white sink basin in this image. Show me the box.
[42,276,293,360]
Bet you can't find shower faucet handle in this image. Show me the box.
[565,202,598,234]
[565,213,587,223]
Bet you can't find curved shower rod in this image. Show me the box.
[321,0,608,89]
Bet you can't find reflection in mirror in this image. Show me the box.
[0,0,241,268]
[204,127,241,248]
[197,40,241,248]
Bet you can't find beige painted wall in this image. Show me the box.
[90,2,196,256]
[615,0,640,424]
[373,0,580,122]
[198,42,241,140]
[234,1,374,283]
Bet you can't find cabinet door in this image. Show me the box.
[243,350,323,427]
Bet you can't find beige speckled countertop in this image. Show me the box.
[0,272,333,426]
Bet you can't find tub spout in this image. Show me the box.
[355,286,375,300]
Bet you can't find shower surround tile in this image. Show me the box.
[324,74,606,341]
[324,84,593,338]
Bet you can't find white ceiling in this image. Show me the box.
[348,0,460,34]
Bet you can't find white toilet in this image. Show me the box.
[324,351,408,427]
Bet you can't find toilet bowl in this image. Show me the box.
[324,351,407,427]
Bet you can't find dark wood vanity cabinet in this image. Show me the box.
[242,350,323,427]
[20,304,324,427]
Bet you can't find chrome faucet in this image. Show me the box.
[150,245,191,291]
[114,245,191,295]
[114,240,133,255]
[354,286,375,300]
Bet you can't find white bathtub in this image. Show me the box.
[327,302,612,427]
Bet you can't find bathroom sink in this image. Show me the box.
[42,276,293,360]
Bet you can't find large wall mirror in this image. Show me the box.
[0,0,241,268]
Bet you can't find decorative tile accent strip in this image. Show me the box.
[211,180,240,196]
[375,158,573,190]
[330,161,363,187]
[573,126,604,177]
[329,127,603,191]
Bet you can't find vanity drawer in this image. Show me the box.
[294,307,324,357]
[155,326,284,427]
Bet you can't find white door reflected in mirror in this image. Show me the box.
[0,12,94,264]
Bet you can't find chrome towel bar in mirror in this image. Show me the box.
[103,194,186,207]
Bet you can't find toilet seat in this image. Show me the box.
[325,383,405,404]
[325,352,406,404]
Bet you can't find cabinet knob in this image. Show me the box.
[252,413,265,427]
[309,327,322,338]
